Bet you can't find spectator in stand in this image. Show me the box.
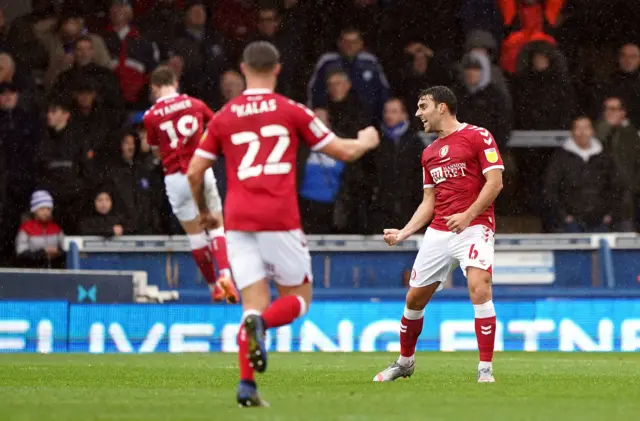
[544,116,626,233]
[35,97,94,234]
[42,9,110,89]
[499,0,559,75]
[136,0,182,61]
[604,44,640,127]
[298,108,343,234]
[0,82,40,261]
[511,40,573,218]
[219,70,245,106]
[80,185,127,237]
[104,0,159,109]
[459,0,504,50]
[212,0,256,63]
[0,53,36,111]
[595,96,640,231]
[51,36,123,116]
[370,98,424,232]
[308,27,390,121]
[168,0,226,108]
[463,30,511,114]
[513,40,573,130]
[399,42,452,121]
[15,190,64,269]
[251,4,302,99]
[454,51,512,149]
[69,78,114,178]
[323,67,375,233]
[4,0,55,80]
[108,129,162,234]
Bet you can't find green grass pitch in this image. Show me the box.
[0,353,639,421]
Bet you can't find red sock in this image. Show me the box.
[400,315,424,357]
[262,295,304,329]
[209,228,230,274]
[190,246,216,285]
[475,316,497,362]
[237,326,254,381]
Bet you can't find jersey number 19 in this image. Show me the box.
[160,115,199,149]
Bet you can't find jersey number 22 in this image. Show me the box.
[231,125,291,180]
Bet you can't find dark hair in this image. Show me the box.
[418,86,457,115]
[325,65,349,82]
[571,115,592,129]
[150,65,177,87]
[340,27,362,39]
[48,95,73,113]
[74,35,93,48]
[242,41,280,73]
[603,95,626,110]
[385,97,407,113]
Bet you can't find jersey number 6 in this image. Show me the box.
[231,125,292,180]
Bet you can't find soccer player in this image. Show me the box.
[188,41,380,407]
[143,66,238,303]
[373,86,504,383]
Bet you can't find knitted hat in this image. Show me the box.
[30,190,54,212]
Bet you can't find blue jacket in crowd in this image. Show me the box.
[299,152,345,204]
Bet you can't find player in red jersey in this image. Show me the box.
[373,86,504,384]
[143,66,238,304]
[187,41,380,407]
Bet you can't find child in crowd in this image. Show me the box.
[79,186,126,237]
[15,190,65,268]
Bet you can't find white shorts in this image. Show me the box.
[410,225,495,290]
[164,168,222,222]
[226,229,313,291]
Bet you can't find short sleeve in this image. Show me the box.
[422,157,434,189]
[290,101,335,151]
[195,119,221,161]
[474,128,505,174]
[142,112,159,147]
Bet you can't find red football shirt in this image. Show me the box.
[143,93,214,175]
[422,124,504,231]
[196,89,335,231]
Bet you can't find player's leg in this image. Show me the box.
[258,230,313,331]
[455,225,496,383]
[164,173,223,301]
[374,228,456,382]
[203,168,238,303]
[226,231,270,407]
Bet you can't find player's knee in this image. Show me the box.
[467,269,492,302]
[405,286,434,310]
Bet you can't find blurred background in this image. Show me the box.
[0,0,640,354]
[0,0,640,286]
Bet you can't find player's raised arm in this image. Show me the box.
[318,126,380,162]
[291,101,380,161]
[384,187,435,246]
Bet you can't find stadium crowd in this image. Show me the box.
[0,0,640,267]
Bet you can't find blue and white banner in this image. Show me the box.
[1,300,639,353]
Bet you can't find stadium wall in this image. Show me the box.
[1,300,639,353]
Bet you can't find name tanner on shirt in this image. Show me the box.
[152,99,193,117]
